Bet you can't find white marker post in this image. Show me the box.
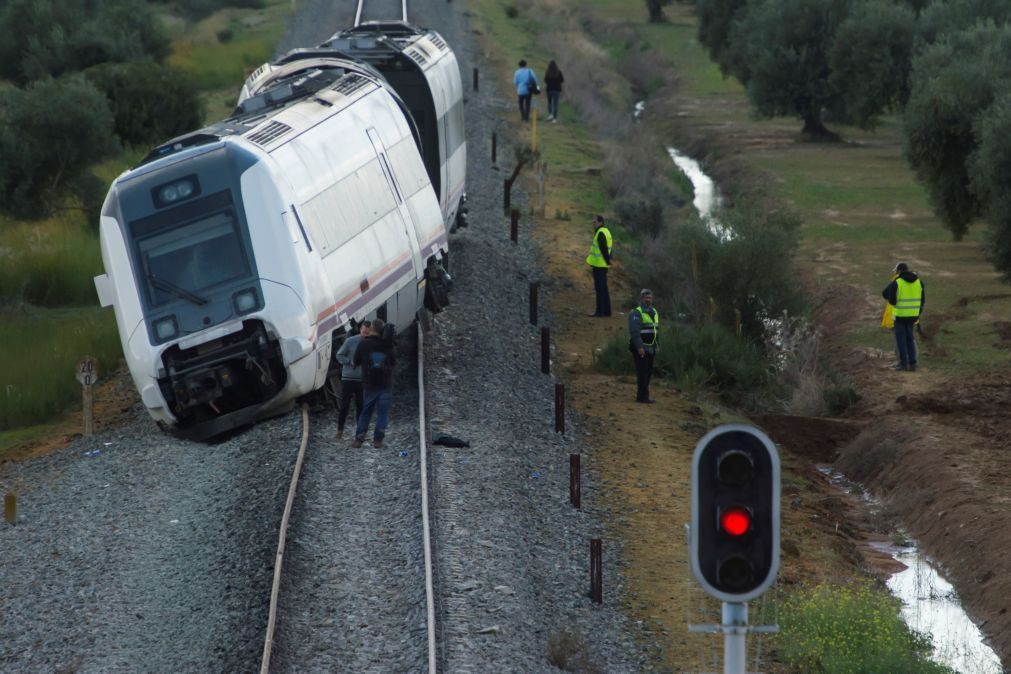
[75,357,99,436]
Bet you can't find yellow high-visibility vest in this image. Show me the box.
[893,278,923,318]
[635,306,659,345]
[586,226,613,268]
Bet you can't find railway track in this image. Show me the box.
[259,327,438,673]
[355,0,408,26]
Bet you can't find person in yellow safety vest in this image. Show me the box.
[628,288,659,402]
[881,262,925,372]
[586,215,613,317]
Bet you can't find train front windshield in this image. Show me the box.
[129,192,252,308]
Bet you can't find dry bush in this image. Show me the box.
[834,424,912,484]
[545,626,603,673]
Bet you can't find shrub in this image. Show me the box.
[505,5,519,18]
[595,323,772,404]
[613,196,664,239]
[84,62,204,148]
[0,0,169,84]
[0,75,117,218]
[778,582,956,674]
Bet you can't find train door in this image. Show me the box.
[366,127,423,328]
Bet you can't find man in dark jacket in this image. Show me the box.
[882,262,925,371]
[629,289,659,402]
[351,318,396,448]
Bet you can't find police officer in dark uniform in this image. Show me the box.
[629,288,659,403]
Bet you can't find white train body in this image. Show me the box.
[95,58,454,438]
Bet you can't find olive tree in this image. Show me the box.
[969,97,1011,279]
[903,24,1011,240]
[696,0,749,76]
[829,0,916,130]
[0,76,117,217]
[85,62,204,148]
[729,0,851,139]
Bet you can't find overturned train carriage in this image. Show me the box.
[95,53,457,439]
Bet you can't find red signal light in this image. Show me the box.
[721,506,752,536]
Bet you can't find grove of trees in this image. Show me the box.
[695,0,1011,279]
[0,0,259,220]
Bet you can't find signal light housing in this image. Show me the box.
[690,424,780,602]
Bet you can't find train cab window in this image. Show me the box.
[136,210,249,307]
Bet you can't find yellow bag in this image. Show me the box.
[881,303,894,329]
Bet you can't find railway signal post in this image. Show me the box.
[689,424,780,674]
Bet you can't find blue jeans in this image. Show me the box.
[356,388,393,441]
[894,321,917,368]
[547,91,560,118]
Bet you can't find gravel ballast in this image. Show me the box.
[0,1,662,672]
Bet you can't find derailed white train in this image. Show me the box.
[94,30,464,439]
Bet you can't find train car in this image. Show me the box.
[241,20,467,233]
[94,55,452,439]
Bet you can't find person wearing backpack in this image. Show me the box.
[334,320,371,439]
[513,59,539,122]
[351,318,397,448]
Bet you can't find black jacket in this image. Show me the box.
[544,69,564,93]
[882,270,925,322]
[353,335,396,389]
[596,230,612,266]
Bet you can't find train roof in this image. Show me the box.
[323,21,452,72]
[138,57,385,169]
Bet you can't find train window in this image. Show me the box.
[388,138,429,196]
[136,211,249,307]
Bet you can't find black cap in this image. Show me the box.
[894,262,909,273]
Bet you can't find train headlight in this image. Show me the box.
[154,316,179,341]
[152,175,201,208]
[232,288,259,315]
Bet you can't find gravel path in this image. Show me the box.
[0,1,662,672]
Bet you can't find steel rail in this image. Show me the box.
[260,403,311,674]
[417,326,437,673]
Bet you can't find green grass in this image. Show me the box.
[0,307,122,430]
[777,583,955,673]
[167,0,290,92]
[0,216,104,307]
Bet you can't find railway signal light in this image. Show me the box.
[690,424,780,603]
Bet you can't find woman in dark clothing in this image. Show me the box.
[544,60,564,122]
